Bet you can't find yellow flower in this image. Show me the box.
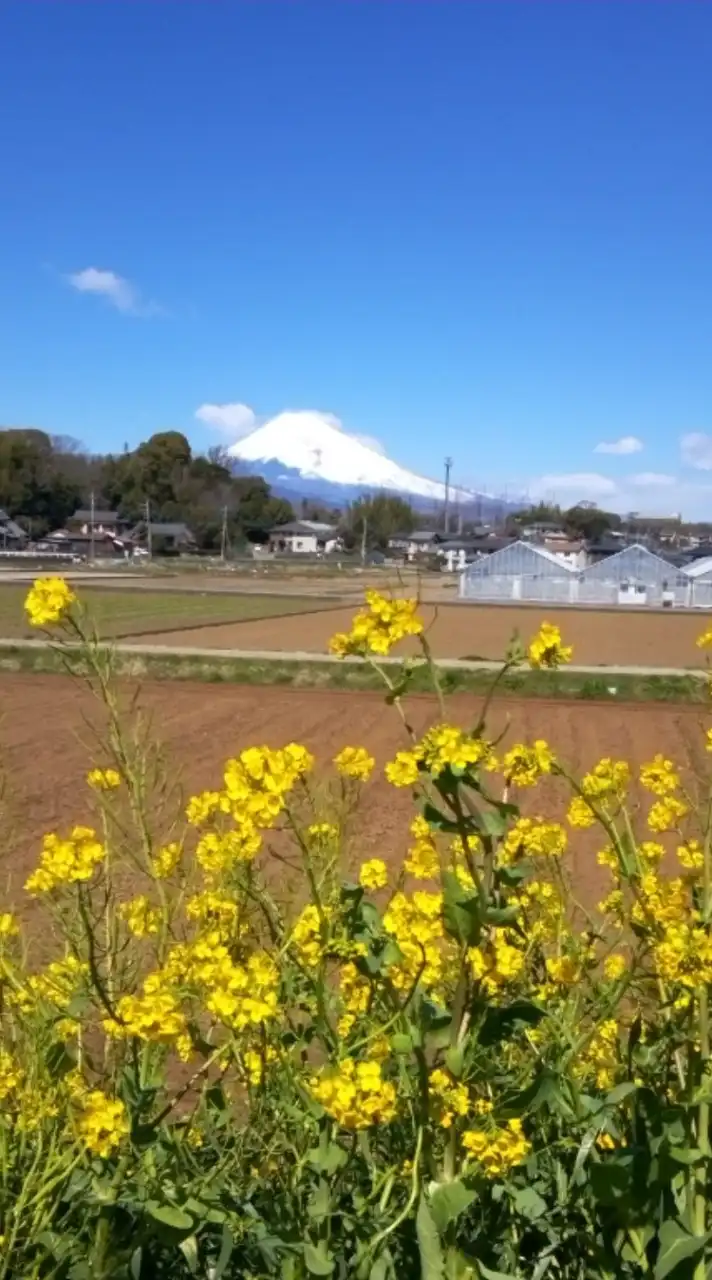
[329,592,423,658]
[604,953,627,981]
[405,815,440,880]
[385,750,421,788]
[429,1068,470,1129]
[500,740,555,788]
[462,1118,531,1177]
[186,790,224,827]
[119,895,161,938]
[106,972,188,1045]
[333,746,375,781]
[581,758,630,804]
[195,822,262,874]
[307,822,339,845]
[359,858,388,891]
[705,728,712,754]
[418,723,493,776]
[498,817,567,864]
[678,840,704,871]
[76,1090,129,1158]
[567,796,596,829]
[545,955,581,986]
[640,754,681,796]
[527,622,573,669]
[697,628,712,649]
[151,841,182,878]
[24,577,76,628]
[86,767,121,791]
[468,934,526,994]
[0,1051,23,1102]
[0,913,18,938]
[310,1057,397,1129]
[383,890,445,991]
[647,795,689,833]
[25,826,106,895]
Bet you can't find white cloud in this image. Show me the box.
[352,433,386,455]
[529,472,619,499]
[66,267,157,315]
[594,435,643,455]
[195,402,257,438]
[681,432,712,470]
[630,472,676,488]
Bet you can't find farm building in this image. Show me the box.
[459,540,703,608]
[459,541,575,603]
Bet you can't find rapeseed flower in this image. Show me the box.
[640,754,681,796]
[500,740,555,788]
[76,1090,129,1158]
[462,1118,531,1177]
[385,750,420,789]
[310,1057,396,1129]
[151,841,182,878]
[86,767,121,791]
[527,622,573,669]
[119,895,161,938]
[25,826,105,895]
[333,746,375,781]
[24,577,76,628]
[329,592,422,658]
[359,858,388,891]
[405,815,440,880]
[429,1068,469,1129]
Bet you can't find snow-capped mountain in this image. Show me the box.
[228,410,485,508]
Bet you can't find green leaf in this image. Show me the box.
[669,1146,705,1166]
[429,1181,476,1234]
[390,1032,414,1055]
[477,1265,518,1279]
[589,1156,634,1207]
[179,1236,199,1274]
[445,1045,464,1078]
[304,1241,336,1276]
[423,803,463,835]
[442,871,482,945]
[146,1202,194,1232]
[129,1249,143,1280]
[213,1226,234,1279]
[655,1220,708,1279]
[307,1180,331,1223]
[417,1192,446,1279]
[478,1000,545,1046]
[308,1136,348,1174]
[483,906,521,927]
[511,1186,547,1221]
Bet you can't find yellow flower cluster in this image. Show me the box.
[106,971,189,1052]
[639,754,681,796]
[174,938,279,1032]
[582,758,630,803]
[0,1050,23,1102]
[12,954,87,1015]
[224,743,314,826]
[119,895,161,938]
[429,1068,470,1129]
[462,1118,531,1177]
[653,923,712,991]
[499,739,555,788]
[337,961,372,1036]
[185,889,241,937]
[404,815,440,880]
[329,591,423,658]
[359,858,388,890]
[678,839,704,871]
[76,1090,129,1158]
[498,817,567,864]
[87,767,121,791]
[603,953,628,981]
[310,1057,396,1129]
[25,826,106,895]
[333,746,375,781]
[151,841,182,878]
[24,577,76,628]
[383,891,445,991]
[647,794,689,833]
[195,825,262,874]
[697,627,712,649]
[527,622,573,669]
[468,933,525,995]
[575,1019,620,1090]
[290,903,333,969]
[385,723,493,790]
[512,879,564,944]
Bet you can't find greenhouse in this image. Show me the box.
[578,544,691,607]
[458,540,576,604]
[684,556,712,609]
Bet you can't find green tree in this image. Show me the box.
[347,493,415,550]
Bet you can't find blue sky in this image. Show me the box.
[1,1,712,514]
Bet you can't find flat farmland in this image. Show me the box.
[132,600,712,669]
[1,674,709,928]
[0,584,338,640]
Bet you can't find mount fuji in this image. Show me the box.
[228,410,506,513]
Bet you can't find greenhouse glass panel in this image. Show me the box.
[460,541,574,603]
[581,545,690,606]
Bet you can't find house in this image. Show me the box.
[268,521,340,555]
[0,508,28,547]
[130,522,197,553]
[37,529,130,559]
[68,509,126,535]
[541,538,588,570]
[520,520,567,541]
[387,530,441,559]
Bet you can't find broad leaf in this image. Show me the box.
[654,1219,708,1279]
[304,1241,336,1276]
[146,1202,194,1232]
[429,1181,476,1234]
[442,871,482,945]
[417,1192,446,1279]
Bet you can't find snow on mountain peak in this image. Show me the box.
[228,410,472,502]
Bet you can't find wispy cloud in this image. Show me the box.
[681,433,712,471]
[529,472,619,499]
[195,403,258,438]
[67,267,159,316]
[630,472,676,488]
[593,435,643,455]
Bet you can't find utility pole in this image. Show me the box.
[444,457,453,535]
[89,490,95,563]
[361,515,368,566]
[220,505,228,563]
[145,498,152,559]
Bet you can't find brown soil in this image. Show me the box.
[133,600,712,669]
[1,674,708,938]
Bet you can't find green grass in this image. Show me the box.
[0,585,335,640]
[0,642,706,704]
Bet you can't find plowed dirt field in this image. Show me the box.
[2,674,708,931]
[132,601,712,669]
